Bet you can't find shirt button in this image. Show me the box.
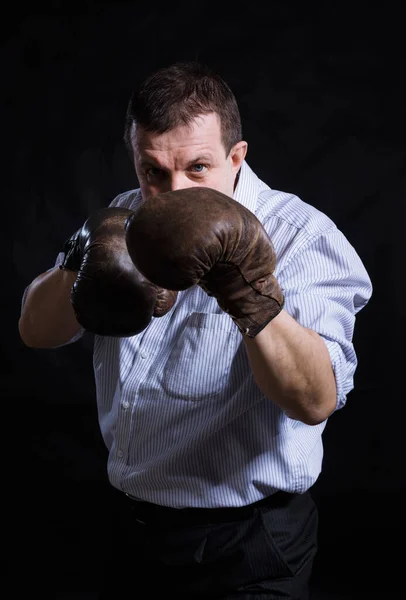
[117,450,124,458]
[140,351,147,359]
[122,400,130,410]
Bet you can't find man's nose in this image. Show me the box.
[168,174,198,192]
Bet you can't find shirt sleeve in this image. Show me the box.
[277,227,373,411]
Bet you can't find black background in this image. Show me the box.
[6,1,404,598]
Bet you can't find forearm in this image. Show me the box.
[243,310,337,425]
[18,267,81,348]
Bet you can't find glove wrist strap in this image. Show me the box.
[59,233,82,272]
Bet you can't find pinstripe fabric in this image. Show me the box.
[49,161,372,508]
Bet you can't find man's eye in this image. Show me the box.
[146,168,163,179]
[191,164,207,173]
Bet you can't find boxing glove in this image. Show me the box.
[125,188,283,338]
[60,207,177,336]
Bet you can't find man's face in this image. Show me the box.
[131,112,247,200]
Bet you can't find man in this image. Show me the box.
[19,61,372,599]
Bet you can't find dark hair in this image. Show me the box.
[124,61,242,157]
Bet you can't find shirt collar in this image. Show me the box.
[233,160,260,214]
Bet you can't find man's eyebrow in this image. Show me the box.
[185,155,213,166]
[140,159,159,168]
[140,156,214,169]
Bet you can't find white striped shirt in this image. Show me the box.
[53,161,372,508]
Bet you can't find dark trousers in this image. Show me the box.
[101,490,318,599]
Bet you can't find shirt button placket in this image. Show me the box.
[118,342,152,488]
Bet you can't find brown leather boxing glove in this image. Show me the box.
[60,207,177,336]
[125,188,284,338]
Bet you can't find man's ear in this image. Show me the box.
[230,141,248,173]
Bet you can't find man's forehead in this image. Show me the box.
[131,113,221,150]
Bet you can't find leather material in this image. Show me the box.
[61,207,177,336]
[125,188,283,337]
